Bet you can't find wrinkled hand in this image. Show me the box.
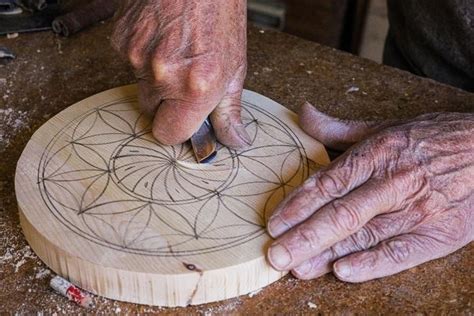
[112,0,250,148]
[267,103,473,282]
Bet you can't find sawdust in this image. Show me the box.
[35,267,51,279]
[346,86,360,93]
[0,244,37,273]
[248,288,262,298]
[0,107,30,148]
[202,298,242,315]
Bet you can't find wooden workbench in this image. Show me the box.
[0,21,473,314]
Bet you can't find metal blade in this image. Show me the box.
[190,118,217,163]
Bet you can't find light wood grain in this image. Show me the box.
[15,85,329,306]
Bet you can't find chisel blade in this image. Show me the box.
[190,118,217,163]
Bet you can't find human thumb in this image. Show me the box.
[299,102,394,150]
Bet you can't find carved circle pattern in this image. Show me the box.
[37,97,315,256]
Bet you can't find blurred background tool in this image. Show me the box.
[0,46,15,59]
[0,0,119,36]
[51,0,118,37]
[0,0,60,34]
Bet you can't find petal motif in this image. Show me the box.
[219,195,265,227]
[78,172,110,212]
[43,179,81,212]
[194,196,220,236]
[71,142,108,170]
[150,203,195,237]
[97,108,134,134]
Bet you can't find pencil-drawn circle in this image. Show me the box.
[35,95,315,256]
[16,86,330,306]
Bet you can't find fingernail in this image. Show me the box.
[334,260,352,279]
[234,124,252,146]
[293,260,312,276]
[268,216,289,238]
[268,244,292,270]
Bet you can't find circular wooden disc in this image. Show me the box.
[15,85,329,306]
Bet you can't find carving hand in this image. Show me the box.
[112,0,250,148]
[267,103,473,282]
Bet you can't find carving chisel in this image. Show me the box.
[190,117,217,163]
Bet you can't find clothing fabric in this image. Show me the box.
[384,0,474,92]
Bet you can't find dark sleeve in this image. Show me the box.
[384,0,474,92]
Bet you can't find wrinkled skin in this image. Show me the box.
[267,103,474,282]
[112,1,473,282]
[111,0,250,148]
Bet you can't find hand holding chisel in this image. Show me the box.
[111,0,251,155]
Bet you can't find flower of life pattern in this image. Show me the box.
[37,96,320,256]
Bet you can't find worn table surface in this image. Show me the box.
[0,21,473,314]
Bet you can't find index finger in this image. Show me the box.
[267,170,424,271]
[152,67,226,145]
[267,146,375,238]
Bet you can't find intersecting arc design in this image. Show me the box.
[110,132,238,204]
[36,96,318,256]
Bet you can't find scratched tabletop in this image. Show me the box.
[1,19,473,314]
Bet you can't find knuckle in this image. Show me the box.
[317,172,346,198]
[350,226,379,250]
[373,130,407,149]
[374,131,393,145]
[382,239,412,264]
[151,58,170,82]
[128,48,145,69]
[357,251,378,270]
[187,67,222,95]
[330,243,348,258]
[294,226,319,251]
[329,201,361,233]
[421,210,470,246]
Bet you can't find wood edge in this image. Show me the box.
[14,84,314,306]
[18,205,286,307]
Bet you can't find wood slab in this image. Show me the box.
[15,85,329,306]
